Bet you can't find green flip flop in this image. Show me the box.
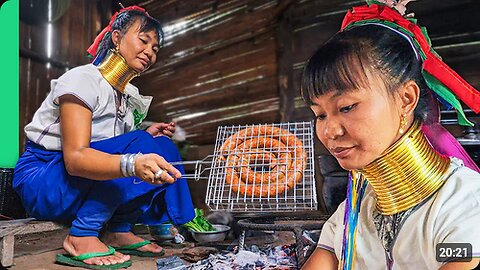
[115,240,165,257]
[55,246,132,269]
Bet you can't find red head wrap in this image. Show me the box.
[87,5,149,58]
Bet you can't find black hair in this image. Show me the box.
[94,9,164,64]
[301,24,433,121]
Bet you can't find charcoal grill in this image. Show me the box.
[172,121,326,267]
[174,121,317,212]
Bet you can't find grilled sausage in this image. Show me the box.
[220,125,306,197]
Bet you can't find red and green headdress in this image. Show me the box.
[341,0,480,126]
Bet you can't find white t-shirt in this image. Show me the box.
[25,64,152,150]
[318,158,480,269]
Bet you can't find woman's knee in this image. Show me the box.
[127,132,182,160]
[154,136,182,159]
[126,130,159,152]
[154,135,176,148]
[132,130,155,143]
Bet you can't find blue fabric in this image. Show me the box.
[13,130,195,237]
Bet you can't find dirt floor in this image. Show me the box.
[8,227,296,270]
[12,249,157,270]
[11,228,165,270]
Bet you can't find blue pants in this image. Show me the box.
[13,130,195,237]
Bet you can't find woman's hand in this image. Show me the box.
[146,122,176,137]
[134,153,182,184]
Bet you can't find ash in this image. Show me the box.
[157,244,298,270]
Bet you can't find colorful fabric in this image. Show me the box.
[13,131,195,236]
[339,173,367,270]
[87,5,149,58]
[340,3,480,125]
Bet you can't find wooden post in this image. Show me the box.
[0,235,14,267]
[276,4,295,122]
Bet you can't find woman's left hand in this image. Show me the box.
[146,122,176,137]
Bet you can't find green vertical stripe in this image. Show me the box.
[0,0,19,168]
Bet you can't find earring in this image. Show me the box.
[114,44,119,52]
[399,113,408,134]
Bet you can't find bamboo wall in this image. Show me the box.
[123,0,480,147]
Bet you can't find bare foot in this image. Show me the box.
[63,235,130,266]
[103,231,164,254]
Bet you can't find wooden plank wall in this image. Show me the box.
[126,0,286,145]
[19,0,480,149]
[123,0,480,148]
[19,0,102,150]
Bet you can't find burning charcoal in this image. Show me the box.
[249,244,260,253]
[233,250,262,266]
[186,253,234,270]
[185,244,298,269]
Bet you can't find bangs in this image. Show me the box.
[123,10,164,46]
[137,15,164,46]
[301,37,373,105]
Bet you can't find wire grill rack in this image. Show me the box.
[181,121,317,212]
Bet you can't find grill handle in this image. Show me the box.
[169,159,213,181]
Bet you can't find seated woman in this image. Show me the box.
[13,6,195,269]
[301,1,480,269]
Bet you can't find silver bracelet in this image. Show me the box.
[120,153,143,178]
[120,154,130,177]
[126,153,135,177]
[131,153,142,177]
